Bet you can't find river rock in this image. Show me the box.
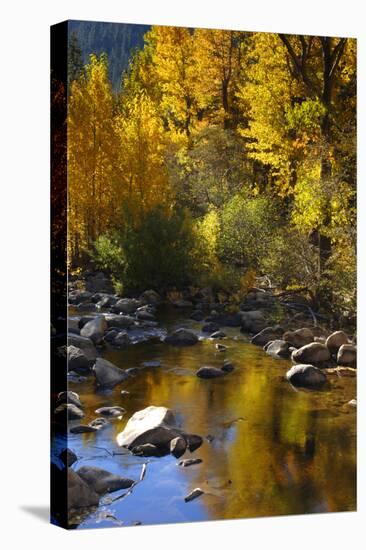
[221,360,234,373]
[69,290,93,305]
[184,488,204,502]
[326,331,349,355]
[178,458,203,467]
[117,406,177,448]
[165,328,198,346]
[139,289,161,305]
[68,468,99,510]
[196,366,226,379]
[80,316,107,345]
[78,315,96,329]
[59,448,77,467]
[251,326,284,346]
[170,436,187,458]
[54,403,84,421]
[96,294,117,309]
[286,364,327,389]
[89,418,109,430]
[67,333,96,362]
[67,372,87,384]
[132,444,161,456]
[103,329,119,343]
[142,360,161,368]
[265,339,292,359]
[56,390,82,409]
[70,424,98,434]
[210,330,226,339]
[76,302,97,312]
[95,406,125,417]
[215,343,228,352]
[125,367,139,377]
[291,342,330,365]
[186,434,203,452]
[112,331,131,348]
[202,322,220,333]
[283,328,314,348]
[117,406,200,456]
[67,345,93,373]
[136,310,155,321]
[104,314,135,329]
[337,344,356,366]
[93,358,129,388]
[112,298,141,315]
[240,310,266,332]
[68,318,80,334]
[76,466,135,495]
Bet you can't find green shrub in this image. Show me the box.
[92,233,125,275]
[219,193,282,269]
[93,206,198,293]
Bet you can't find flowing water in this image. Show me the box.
[57,307,356,528]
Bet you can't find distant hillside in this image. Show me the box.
[69,20,150,90]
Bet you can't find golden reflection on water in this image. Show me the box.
[68,320,356,526]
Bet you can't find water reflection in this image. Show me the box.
[63,309,356,528]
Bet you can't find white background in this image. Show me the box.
[0,0,364,548]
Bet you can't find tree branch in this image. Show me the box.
[278,34,316,96]
[329,38,347,80]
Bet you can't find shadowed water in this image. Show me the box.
[57,308,356,528]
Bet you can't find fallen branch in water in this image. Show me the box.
[109,463,148,504]
[87,445,131,457]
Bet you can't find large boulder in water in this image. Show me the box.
[117,406,176,448]
[67,333,96,362]
[286,364,327,389]
[164,328,198,346]
[291,342,330,365]
[251,326,284,346]
[265,339,292,359]
[283,328,314,348]
[326,331,349,355]
[80,316,107,345]
[76,466,134,495]
[93,358,129,388]
[116,406,202,456]
[337,344,357,367]
[67,468,99,510]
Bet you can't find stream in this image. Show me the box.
[55,306,356,528]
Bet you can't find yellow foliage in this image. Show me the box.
[115,91,172,220]
[68,54,119,258]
